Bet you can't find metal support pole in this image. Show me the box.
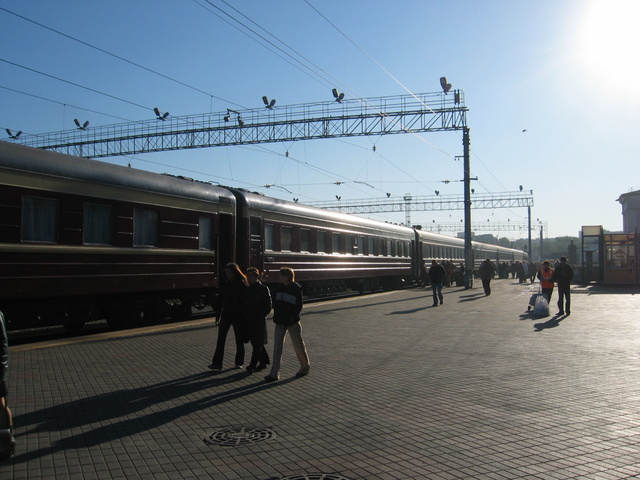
[539,224,544,261]
[463,127,473,288]
[528,206,532,261]
[403,194,412,226]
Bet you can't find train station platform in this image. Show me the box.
[2,280,640,479]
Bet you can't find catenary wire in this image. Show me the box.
[196,0,458,188]
[0,57,151,111]
[0,6,245,110]
[0,85,134,123]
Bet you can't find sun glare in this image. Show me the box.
[577,0,640,90]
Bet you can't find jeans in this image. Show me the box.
[557,283,571,313]
[268,322,310,379]
[431,282,443,305]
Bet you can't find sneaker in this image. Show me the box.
[255,364,268,371]
[295,366,310,378]
[0,429,15,461]
[264,375,278,382]
[208,364,222,371]
[246,366,254,376]
[235,364,244,369]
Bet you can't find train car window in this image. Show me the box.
[386,239,393,257]
[367,237,374,255]
[300,228,310,252]
[281,226,292,251]
[133,209,158,247]
[83,203,114,245]
[317,230,326,253]
[344,234,353,254]
[357,236,365,255]
[250,217,261,236]
[331,232,340,254]
[21,195,58,243]
[264,224,274,250]
[198,216,213,250]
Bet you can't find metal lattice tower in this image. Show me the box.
[306,191,534,215]
[423,221,546,233]
[10,92,467,158]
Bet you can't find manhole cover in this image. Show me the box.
[203,426,276,446]
[276,475,354,480]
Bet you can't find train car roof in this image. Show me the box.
[415,228,465,246]
[0,142,235,205]
[416,224,527,256]
[230,187,414,235]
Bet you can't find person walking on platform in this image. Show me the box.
[264,267,310,382]
[529,262,537,283]
[209,263,248,371]
[537,261,554,302]
[243,267,272,375]
[479,258,495,296]
[428,260,446,306]
[0,311,16,461]
[553,256,574,315]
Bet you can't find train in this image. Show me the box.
[0,141,528,331]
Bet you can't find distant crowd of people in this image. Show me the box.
[423,256,575,316]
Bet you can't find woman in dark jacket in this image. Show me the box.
[243,267,272,375]
[209,263,248,370]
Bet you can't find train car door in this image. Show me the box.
[249,216,264,271]
[218,213,235,268]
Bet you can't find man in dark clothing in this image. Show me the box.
[264,268,310,382]
[0,311,15,461]
[553,256,574,315]
[428,260,446,306]
[479,258,495,296]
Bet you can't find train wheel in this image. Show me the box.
[170,303,192,321]
[63,305,92,332]
[62,316,86,332]
[104,303,130,329]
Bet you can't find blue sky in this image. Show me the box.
[2,0,639,240]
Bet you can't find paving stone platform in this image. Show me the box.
[2,279,640,479]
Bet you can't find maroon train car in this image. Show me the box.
[0,142,235,330]
[229,188,416,295]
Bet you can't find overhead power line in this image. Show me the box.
[0,85,133,122]
[0,6,244,109]
[0,57,151,111]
